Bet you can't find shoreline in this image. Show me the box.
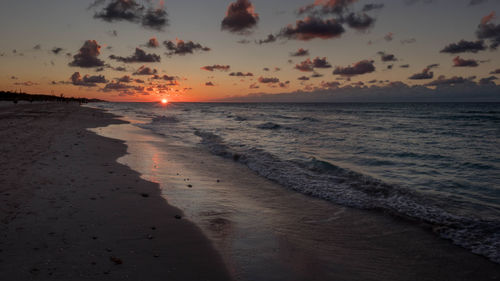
[0,103,231,280]
[93,111,500,281]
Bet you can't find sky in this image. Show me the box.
[0,0,499,102]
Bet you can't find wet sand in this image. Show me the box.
[0,103,230,280]
[96,119,500,281]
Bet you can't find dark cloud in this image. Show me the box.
[51,47,64,55]
[163,39,210,56]
[401,38,416,44]
[344,13,375,30]
[408,64,437,80]
[279,16,345,41]
[405,0,436,5]
[426,75,474,86]
[453,56,479,67]
[103,81,143,93]
[311,72,324,78]
[476,12,500,49]
[263,67,270,71]
[469,0,488,6]
[298,76,310,81]
[320,81,341,89]
[69,40,105,68]
[70,72,107,87]
[114,66,127,72]
[490,68,500,74]
[257,34,277,44]
[13,81,37,86]
[133,65,157,75]
[201,65,230,72]
[93,0,143,22]
[249,83,259,89]
[205,81,215,86]
[229,72,253,77]
[332,60,375,76]
[258,77,280,83]
[291,48,309,56]
[221,0,259,34]
[237,39,251,44]
[298,0,356,16]
[146,37,159,48]
[400,64,410,68]
[279,81,290,88]
[117,75,132,83]
[10,76,18,80]
[152,74,177,81]
[377,51,397,62]
[142,7,168,30]
[362,3,384,12]
[33,44,41,50]
[440,40,486,53]
[109,48,160,63]
[479,76,497,85]
[295,57,331,72]
[92,0,168,30]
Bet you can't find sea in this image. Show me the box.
[91,102,500,263]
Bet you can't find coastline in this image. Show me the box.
[0,103,230,280]
[93,110,500,281]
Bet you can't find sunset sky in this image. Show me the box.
[1,0,499,102]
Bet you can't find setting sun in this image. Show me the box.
[161,99,168,104]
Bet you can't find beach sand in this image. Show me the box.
[0,103,230,280]
[0,102,499,281]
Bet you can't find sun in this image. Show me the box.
[161,98,168,104]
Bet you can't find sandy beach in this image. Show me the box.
[0,102,499,281]
[0,103,230,280]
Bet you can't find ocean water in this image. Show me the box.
[92,102,500,262]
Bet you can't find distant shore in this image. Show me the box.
[0,103,230,280]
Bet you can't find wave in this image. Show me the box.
[257,122,282,130]
[194,129,500,264]
[151,115,180,123]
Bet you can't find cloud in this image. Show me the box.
[93,0,143,22]
[70,72,107,87]
[92,0,168,30]
[229,72,253,77]
[117,75,132,83]
[69,40,105,68]
[426,75,475,86]
[400,64,410,68]
[295,57,331,72]
[133,65,157,75]
[401,38,416,44]
[440,40,486,53]
[152,74,177,81]
[362,3,384,12]
[298,76,310,81]
[298,0,357,16]
[205,81,215,86]
[408,64,438,80]
[333,60,375,76]
[109,48,160,63]
[344,13,375,30]
[221,0,259,34]
[491,68,500,74]
[201,65,231,72]
[103,81,144,93]
[452,56,479,67]
[290,48,309,56]
[146,37,159,48]
[476,12,500,49]
[469,0,488,5]
[258,77,280,83]
[13,81,38,86]
[52,47,64,55]
[377,51,397,62]
[257,34,277,44]
[249,83,259,89]
[479,76,497,84]
[163,39,210,56]
[33,44,41,50]
[142,7,168,30]
[279,16,345,41]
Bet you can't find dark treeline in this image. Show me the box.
[0,90,105,103]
